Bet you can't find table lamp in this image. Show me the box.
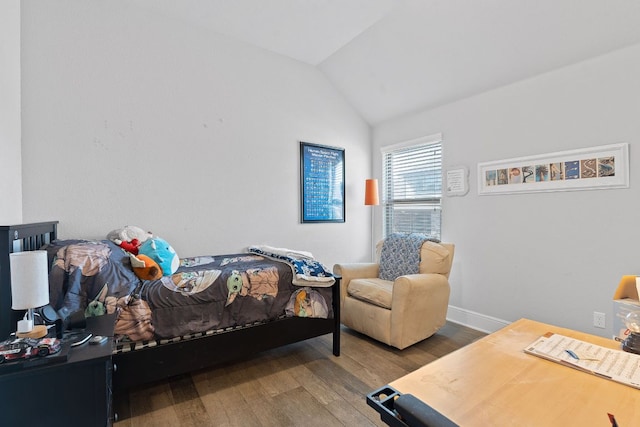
[623,311,640,354]
[10,251,50,339]
[365,179,380,261]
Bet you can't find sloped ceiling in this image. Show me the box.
[130,0,640,125]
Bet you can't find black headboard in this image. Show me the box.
[0,221,58,340]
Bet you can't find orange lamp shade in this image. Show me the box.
[365,179,380,206]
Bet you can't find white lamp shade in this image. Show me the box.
[10,251,50,310]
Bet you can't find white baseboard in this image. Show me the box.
[446,305,510,334]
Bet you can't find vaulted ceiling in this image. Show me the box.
[131,0,640,125]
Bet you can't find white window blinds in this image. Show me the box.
[382,136,442,239]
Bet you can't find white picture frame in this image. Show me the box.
[477,143,629,195]
[445,166,469,196]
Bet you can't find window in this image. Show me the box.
[382,134,442,239]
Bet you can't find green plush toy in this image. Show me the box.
[85,284,108,317]
[226,270,243,306]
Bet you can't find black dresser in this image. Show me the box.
[0,314,115,427]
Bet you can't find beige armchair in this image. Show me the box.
[333,240,454,350]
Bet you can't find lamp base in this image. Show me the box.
[17,319,34,333]
[622,332,640,354]
[16,324,47,339]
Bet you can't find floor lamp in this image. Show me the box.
[365,179,380,261]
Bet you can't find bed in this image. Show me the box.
[0,221,340,392]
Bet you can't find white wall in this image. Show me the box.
[374,44,640,336]
[20,1,372,268]
[0,0,22,223]
[21,2,639,337]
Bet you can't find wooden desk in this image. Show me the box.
[384,318,639,426]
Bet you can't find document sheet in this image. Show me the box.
[525,332,640,389]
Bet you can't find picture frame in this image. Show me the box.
[478,143,629,195]
[445,165,469,197]
[300,141,345,223]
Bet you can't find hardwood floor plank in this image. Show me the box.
[227,360,274,403]
[256,352,304,397]
[247,395,297,426]
[195,364,264,426]
[274,386,343,427]
[323,396,385,427]
[169,375,212,426]
[127,382,181,427]
[315,328,415,389]
[113,321,486,427]
[289,362,342,406]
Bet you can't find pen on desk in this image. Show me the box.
[565,349,601,361]
[607,413,619,427]
[565,349,579,360]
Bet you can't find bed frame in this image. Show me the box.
[0,221,341,391]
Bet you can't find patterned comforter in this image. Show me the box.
[45,240,333,343]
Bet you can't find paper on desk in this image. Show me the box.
[525,333,640,389]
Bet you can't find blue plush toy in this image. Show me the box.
[138,237,179,276]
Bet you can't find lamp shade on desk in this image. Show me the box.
[10,251,49,335]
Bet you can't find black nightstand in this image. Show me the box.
[0,314,115,427]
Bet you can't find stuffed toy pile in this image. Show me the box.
[106,225,152,255]
[107,226,179,280]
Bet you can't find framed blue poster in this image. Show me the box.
[300,141,345,223]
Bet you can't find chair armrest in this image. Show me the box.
[392,273,450,307]
[333,263,379,305]
[390,273,451,347]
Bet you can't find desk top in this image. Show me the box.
[389,318,639,426]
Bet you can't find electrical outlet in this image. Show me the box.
[593,311,606,329]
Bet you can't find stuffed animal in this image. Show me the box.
[119,239,140,254]
[129,253,163,281]
[138,237,179,276]
[106,226,153,255]
[85,284,108,317]
[226,270,243,306]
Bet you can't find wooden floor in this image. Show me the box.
[113,322,486,427]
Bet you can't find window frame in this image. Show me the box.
[381,133,443,239]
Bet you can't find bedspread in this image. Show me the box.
[45,240,334,342]
[248,245,335,287]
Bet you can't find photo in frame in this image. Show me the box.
[478,143,629,195]
[300,141,345,223]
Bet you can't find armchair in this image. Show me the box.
[333,240,454,350]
